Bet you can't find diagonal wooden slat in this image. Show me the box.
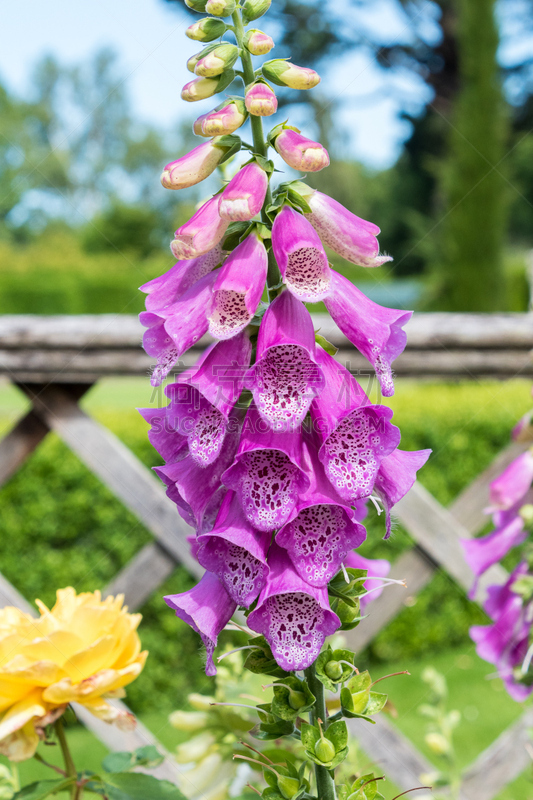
[20,384,201,579]
[104,542,176,610]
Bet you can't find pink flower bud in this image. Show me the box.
[218,162,269,221]
[181,76,220,102]
[186,17,227,42]
[244,29,275,56]
[274,128,329,172]
[262,60,320,90]
[171,196,229,259]
[245,82,278,117]
[195,44,239,77]
[193,112,209,136]
[205,0,236,16]
[197,98,247,137]
[161,138,229,190]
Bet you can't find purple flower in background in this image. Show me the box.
[218,162,269,221]
[512,412,533,443]
[167,332,251,466]
[272,205,331,302]
[165,571,236,675]
[197,491,270,607]
[486,450,533,512]
[461,516,527,585]
[140,246,223,314]
[208,233,268,339]
[300,187,392,268]
[310,348,400,503]
[276,436,366,587]
[141,270,218,386]
[470,563,533,701]
[248,544,340,671]
[344,551,391,612]
[325,269,412,397]
[171,195,229,260]
[222,403,310,531]
[373,447,432,539]
[245,291,325,427]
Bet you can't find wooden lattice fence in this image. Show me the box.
[0,312,532,798]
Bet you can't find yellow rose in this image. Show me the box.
[0,588,147,761]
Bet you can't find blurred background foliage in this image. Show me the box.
[1,0,533,310]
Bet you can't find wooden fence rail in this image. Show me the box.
[0,312,532,798]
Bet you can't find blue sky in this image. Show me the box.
[0,0,432,168]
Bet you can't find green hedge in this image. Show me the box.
[0,379,531,712]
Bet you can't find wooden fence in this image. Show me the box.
[0,312,532,798]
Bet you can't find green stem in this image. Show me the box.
[55,718,78,800]
[231,7,280,289]
[305,664,337,800]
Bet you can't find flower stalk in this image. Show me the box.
[305,664,337,800]
[55,719,78,800]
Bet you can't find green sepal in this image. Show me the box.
[261,789,285,800]
[329,568,368,601]
[266,121,295,147]
[348,670,372,693]
[341,673,387,722]
[222,221,250,251]
[329,596,363,630]
[301,720,349,768]
[271,676,315,720]
[285,185,312,214]
[214,133,241,164]
[315,647,355,691]
[214,69,237,95]
[340,773,385,800]
[315,333,338,356]
[244,636,290,678]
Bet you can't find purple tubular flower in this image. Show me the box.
[301,188,392,268]
[373,447,432,539]
[208,233,268,339]
[247,544,340,671]
[137,405,188,464]
[165,572,237,675]
[324,269,412,397]
[140,246,223,314]
[218,162,269,221]
[271,205,331,302]
[245,290,325,426]
[155,412,240,533]
[487,450,533,512]
[197,491,270,607]
[470,563,532,701]
[276,437,366,587]
[141,270,218,387]
[166,331,252,466]
[171,195,229,260]
[344,551,391,613]
[222,403,310,531]
[461,515,527,583]
[310,348,401,503]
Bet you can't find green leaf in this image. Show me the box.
[222,221,250,251]
[214,70,236,95]
[315,333,338,356]
[300,721,320,752]
[13,778,76,800]
[97,773,187,800]
[102,746,164,774]
[325,719,348,752]
[285,186,312,214]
